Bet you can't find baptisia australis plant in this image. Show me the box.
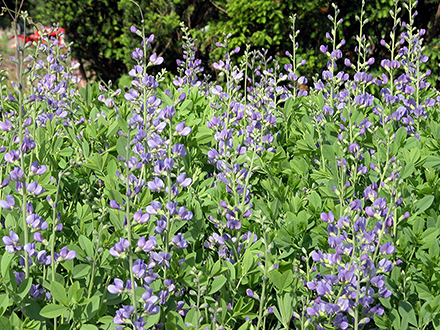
[376,1,435,137]
[0,14,77,323]
[202,35,285,329]
[305,194,398,330]
[107,19,193,329]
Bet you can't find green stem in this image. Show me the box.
[125,127,137,327]
[255,230,269,330]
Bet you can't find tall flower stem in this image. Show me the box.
[50,168,70,330]
[15,16,29,279]
[124,128,137,325]
[255,229,269,330]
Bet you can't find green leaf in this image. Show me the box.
[50,281,68,305]
[308,191,321,212]
[401,163,415,179]
[1,252,14,279]
[424,155,440,169]
[83,295,100,322]
[268,270,293,292]
[0,316,11,330]
[116,137,128,156]
[59,148,73,157]
[224,259,236,282]
[421,228,439,249]
[23,298,44,321]
[242,250,254,274]
[17,278,33,300]
[416,283,434,300]
[399,301,417,327]
[413,195,434,215]
[194,126,212,144]
[72,264,91,279]
[68,281,81,304]
[237,322,250,330]
[184,309,197,328]
[209,275,227,294]
[40,304,68,318]
[79,235,94,258]
[0,292,9,317]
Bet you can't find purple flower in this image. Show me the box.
[142,288,160,315]
[171,233,188,249]
[36,250,51,265]
[133,210,150,223]
[147,177,165,192]
[30,161,47,175]
[109,200,121,210]
[0,119,13,131]
[27,181,45,196]
[150,251,172,268]
[226,219,241,230]
[2,231,21,253]
[149,53,164,66]
[137,236,157,253]
[133,259,147,278]
[110,238,130,258]
[5,150,20,163]
[176,172,192,187]
[0,195,15,210]
[56,246,76,261]
[108,278,125,294]
[114,305,135,325]
[175,121,192,136]
[320,211,334,223]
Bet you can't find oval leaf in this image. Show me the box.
[40,304,68,318]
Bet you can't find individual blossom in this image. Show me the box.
[109,238,130,258]
[2,230,22,253]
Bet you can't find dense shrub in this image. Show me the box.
[1,1,440,330]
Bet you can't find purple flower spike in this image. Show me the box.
[0,195,15,210]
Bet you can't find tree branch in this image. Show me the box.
[209,0,228,16]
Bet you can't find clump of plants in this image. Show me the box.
[1,1,440,330]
